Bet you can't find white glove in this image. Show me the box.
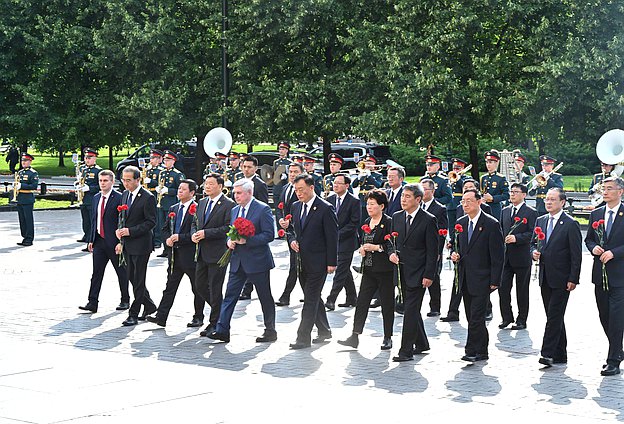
[158,186,169,195]
[14,182,21,191]
[531,180,538,190]
[280,173,288,181]
[144,177,151,184]
[81,185,90,192]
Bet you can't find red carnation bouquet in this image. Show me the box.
[591,219,609,290]
[218,217,256,267]
[117,204,129,267]
[384,231,402,303]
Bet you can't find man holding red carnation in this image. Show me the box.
[208,178,277,343]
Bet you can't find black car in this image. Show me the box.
[308,142,393,170]
[115,140,198,180]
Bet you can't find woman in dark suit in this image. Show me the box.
[338,189,395,350]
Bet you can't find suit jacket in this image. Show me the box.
[424,199,448,256]
[585,204,624,288]
[327,192,360,253]
[287,196,338,271]
[251,174,269,205]
[390,208,438,288]
[120,187,157,255]
[276,182,298,221]
[196,194,235,264]
[501,203,537,268]
[361,214,394,273]
[530,212,582,288]
[162,201,198,269]
[229,198,275,274]
[385,186,404,216]
[89,190,123,249]
[455,212,504,295]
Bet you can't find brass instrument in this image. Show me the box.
[448,164,472,184]
[530,162,564,187]
[204,126,233,194]
[73,161,85,205]
[590,129,624,206]
[12,171,19,202]
[156,173,165,208]
[492,149,521,184]
[138,158,149,189]
[589,180,605,207]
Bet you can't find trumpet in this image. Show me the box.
[73,161,85,205]
[448,164,472,184]
[529,162,564,187]
[156,173,165,208]
[12,171,19,202]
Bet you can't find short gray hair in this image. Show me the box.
[233,178,254,193]
[122,166,140,180]
[604,176,624,190]
[403,183,424,200]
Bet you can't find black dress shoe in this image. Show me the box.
[78,303,97,313]
[352,265,362,274]
[289,342,311,350]
[475,354,489,361]
[392,355,413,362]
[312,333,332,344]
[116,302,130,311]
[239,293,251,300]
[601,364,621,376]
[256,330,278,343]
[413,347,430,354]
[146,316,166,327]
[539,356,554,367]
[199,324,215,337]
[511,323,527,330]
[157,251,168,258]
[461,355,477,363]
[426,311,441,317]
[369,299,381,308]
[81,247,89,252]
[485,312,493,321]
[138,305,158,321]
[498,320,513,329]
[76,238,87,243]
[325,301,335,311]
[187,318,204,328]
[275,299,290,306]
[21,242,33,246]
[381,337,392,350]
[207,331,230,343]
[122,316,138,326]
[337,334,359,349]
[441,314,460,322]
[553,358,568,364]
[338,300,357,308]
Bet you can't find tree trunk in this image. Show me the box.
[469,140,480,181]
[322,132,331,175]
[108,145,114,170]
[196,130,208,188]
[58,147,65,168]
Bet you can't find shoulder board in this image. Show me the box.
[94,165,102,170]
[171,168,182,174]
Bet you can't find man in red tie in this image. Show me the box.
[79,170,130,313]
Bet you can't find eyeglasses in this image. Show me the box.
[460,199,477,205]
[603,187,623,192]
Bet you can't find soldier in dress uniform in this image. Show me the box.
[273,141,293,204]
[352,154,384,224]
[77,148,102,251]
[14,153,38,246]
[514,152,531,185]
[422,154,453,207]
[144,149,164,249]
[448,158,469,232]
[588,161,615,209]
[226,151,240,184]
[323,153,345,198]
[528,155,563,216]
[155,150,186,257]
[303,155,323,196]
[480,150,509,221]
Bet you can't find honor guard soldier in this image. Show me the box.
[352,154,383,224]
[422,154,453,206]
[144,149,165,248]
[273,141,293,203]
[14,153,38,246]
[514,152,531,185]
[588,161,615,209]
[303,155,323,195]
[204,152,227,178]
[448,158,469,231]
[226,151,241,184]
[323,153,345,198]
[528,155,563,216]
[77,148,102,251]
[480,150,509,220]
[155,150,186,257]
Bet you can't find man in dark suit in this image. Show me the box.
[208,178,277,343]
[585,176,624,376]
[79,169,129,313]
[275,163,305,306]
[531,187,581,367]
[115,166,158,327]
[420,178,448,317]
[390,184,439,362]
[325,174,361,310]
[499,183,537,330]
[385,167,405,216]
[146,179,204,327]
[450,188,504,362]
[191,173,235,337]
[287,174,338,349]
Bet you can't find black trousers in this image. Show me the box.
[327,250,357,304]
[595,284,624,366]
[499,262,531,324]
[353,269,394,337]
[80,203,92,239]
[127,252,156,318]
[447,276,492,317]
[398,284,428,357]
[540,283,570,360]
[278,244,300,301]
[427,260,442,312]
[17,203,34,243]
[195,259,228,326]
[156,252,202,322]
[153,206,164,247]
[462,286,490,356]
[87,235,129,304]
[296,267,331,344]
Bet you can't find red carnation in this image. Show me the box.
[534,227,543,234]
[188,203,197,215]
[361,224,372,234]
[592,221,600,230]
[384,234,392,241]
[168,212,176,219]
[285,214,292,220]
[278,202,284,210]
[538,232,546,240]
[598,219,606,226]
[277,229,286,238]
[391,231,399,237]
[233,217,256,237]
[438,229,448,237]
[514,216,521,223]
[521,218,527,224]
[454,224,463,233]
[117,205,123,212]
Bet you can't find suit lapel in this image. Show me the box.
[544,214,564,249]
[606,204,623,243]
[465,214,484,252]
[302,198,319,231]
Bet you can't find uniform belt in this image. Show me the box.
[18,190,36,193]
[536,194,546,199]
[453,193,463,197]
[148,188,156,192]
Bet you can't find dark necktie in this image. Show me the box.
[99,196,106,237]
[512,207,517,219]
[606,210,614,238]
[126,192,133,208]
[389,191,395,204]
[406,214,412,232]
[285,185,292,202]
[174,204,184,233]
[546,216,554,243]
[468,220,474,241]
[336,197,341,214]
[301,203,308,227]
[204,200,213,223]
[240,206,246,219]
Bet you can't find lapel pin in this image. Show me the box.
[380,224,384,228]
[313,206,317,211]
[479,227,482,231]
[137,193,141,197]
[619,212,623,217]
[559,221,563,225]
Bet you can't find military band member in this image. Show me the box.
[588,161,615,209]
[77,148,102,250]
[144,149,164,249]
[226,151,241,184]
[323,153,345,198]
[528,155,563,216]
[154,150,185,257]
[352,154,383,224]
[273,141,293,205]
[422,154,453,207]
[15,153,38,246]
[514,152,531,185]
[303,155,323,196]
[480,150,509,221]
[448,158,469,231]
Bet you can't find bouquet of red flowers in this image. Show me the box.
[117,204,129,267]
[218,217,256,267]
[384,231,402,303]
[508,216,528,237]
[592,219,609,291]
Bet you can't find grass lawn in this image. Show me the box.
[0,197,72,209]
[406,174,593,192]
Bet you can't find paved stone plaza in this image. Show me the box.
[1,209,623,423]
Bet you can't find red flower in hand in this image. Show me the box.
[521,217,527,224]
[454,224,463,233]
[277,229,286,238]
[117,204,128,212]
[384,234,392,241]
[278,202,284,210]
[537,232,546,240]
[514,216,521,223]
[534,226,543,234]
[168,212,176,219]
[598,219,606,226]
[592,221,600,230]
[361,224,372,234]
[285,214,292,220]
[391,231,399,237]
[233,217,256,237]
[438,229,448,236]
[188,203,197,215]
